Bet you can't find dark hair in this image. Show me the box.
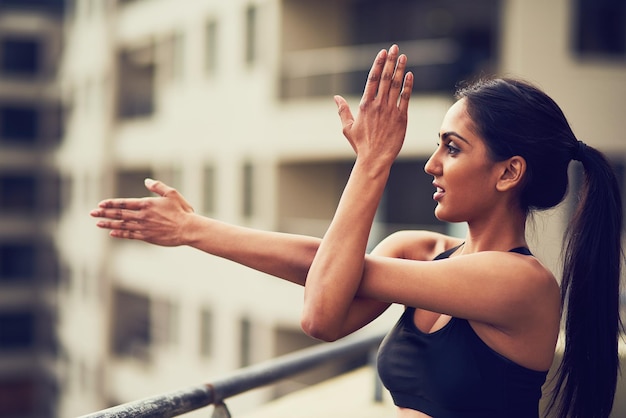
[456,78,623,418]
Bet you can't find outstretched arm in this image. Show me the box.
[91,178,319,285]
[90,178,394,335]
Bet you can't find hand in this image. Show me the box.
[334,45,413,169]
[90,178,195,246]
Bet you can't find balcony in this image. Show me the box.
[78,332,626,418]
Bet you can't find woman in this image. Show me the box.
[91,45,622,417]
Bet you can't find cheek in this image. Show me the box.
[434,173,493,222]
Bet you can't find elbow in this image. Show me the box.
[300,311,341,342]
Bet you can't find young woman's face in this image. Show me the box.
[424,99,504,223]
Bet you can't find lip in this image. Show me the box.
[432,181,445,201]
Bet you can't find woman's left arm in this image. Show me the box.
[301,45,413,340]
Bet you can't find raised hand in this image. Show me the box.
[90,178,195,246]
[334,44,413,169]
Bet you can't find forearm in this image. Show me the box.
[183,213,320,286]
[302,159,390,338]
[300,45,411,340]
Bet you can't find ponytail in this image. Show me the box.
[547,145,623,418]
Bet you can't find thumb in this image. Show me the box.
[334,95,357,152]
[334,95,354,132]
[144,178,174,197]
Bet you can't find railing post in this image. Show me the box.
[211,402,231,418]
[369,346,383,403]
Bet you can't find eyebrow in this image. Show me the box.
[439,131,471,145]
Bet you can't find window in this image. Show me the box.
[242,162,254,217]
[0,378,37,416]
[199,308,213,357]
[203,165,216,214]
[156,165,182,191]
[0,173,37,212]
[280,0,501,98]
[574,0,626,57]
[0,171,60,215]
[205,19,219,74]
[112,288,151,360]
[0,37,40,77]
[382,160,444,229]
[0,0,65,14]
[244,4,258,65]
[115,168,154,198]
[0,243,36,281]
[277,161,353,237]
[0,311,35,349]
[117,45,156,119]
[0,105,38,143]
[152,298,179,347]
[160,32,184,81]
[239,317,252,367]
[0,239,58,285]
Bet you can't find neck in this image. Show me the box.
[461,204,528,254]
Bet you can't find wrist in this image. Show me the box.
[179,212,205,247]
[353,155,392,182]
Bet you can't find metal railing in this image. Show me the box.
[79,331,386,418]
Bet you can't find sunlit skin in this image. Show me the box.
[90,46,561,418]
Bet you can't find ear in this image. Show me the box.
[496,156,526,192]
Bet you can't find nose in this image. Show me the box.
[424,149,441,176]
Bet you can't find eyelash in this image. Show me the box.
[437,142,461,155]
[446,143,460,155]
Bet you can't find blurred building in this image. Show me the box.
[47,0,626,417]
[0,0,65,417]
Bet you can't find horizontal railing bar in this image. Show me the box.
[79,331,385,418]
[210,331,384,402]
[78,385,214,418]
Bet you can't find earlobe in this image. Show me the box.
[496,156,526,192]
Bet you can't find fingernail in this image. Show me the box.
[145,178,154,186]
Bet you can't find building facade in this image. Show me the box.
[0,1,65,417]
[51,0,626,417]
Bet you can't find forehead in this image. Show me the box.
[440,98,476,135]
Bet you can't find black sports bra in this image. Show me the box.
[376,245,547,417]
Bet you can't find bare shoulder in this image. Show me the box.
[371,230,463,261]
[472,250,560,310]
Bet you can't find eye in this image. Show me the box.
[445,141,461,155]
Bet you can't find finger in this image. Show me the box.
[398,72,414,115]
[110,229,143,241]
[145,178,176,197]
[388,53,407,105]
[361,49,387,104]
[377,45,400,101]
[96,197,145,211]
[96,219,141,231]
[92,207,143,221]
[335,95,355,131]
[334,95,358,151]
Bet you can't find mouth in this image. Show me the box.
[432,183,445,201]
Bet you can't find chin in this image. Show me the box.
[434,206,463,224]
